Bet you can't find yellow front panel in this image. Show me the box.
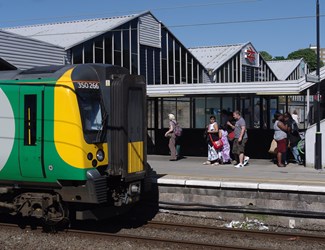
[54,69,108,169]
[128,141,144,173]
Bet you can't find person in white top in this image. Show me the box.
[291,110,300,125]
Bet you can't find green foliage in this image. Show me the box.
[287,48,324,71]
[259,51,273,61]
[273,56,285,61]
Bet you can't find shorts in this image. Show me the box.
[232,138,247,155]
[276,138,287,153]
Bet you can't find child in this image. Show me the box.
[218,125,231,164]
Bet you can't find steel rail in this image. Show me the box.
[147,220,325,243]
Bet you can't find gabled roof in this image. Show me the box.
[1,12,148,50]
[189,43,249,71]
[267,59,304,80]
[147,66,325,96]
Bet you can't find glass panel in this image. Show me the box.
[131,20,138,54]
[113,31,121,66]
[24,95,37,146]
[140,46,146,82]
[123,25,130,69]
[207,97,220,124]
[181,48,186,83]
[262,98,268,129]
[74,87,104,144]
[253,97,261,128]
[162,59,167,84]
[147,47,153,85]
[154,48,160,84]
[168,35,174,84]
[95,38,103,63]
[175,43,180,84]
[242,97,252,128]
[162,98,176,128]
[270,98,278,128]
[176,97,190,128]
[193,62,198,83]
[84,41,93,63]
[131,20,138,74]
[161,29,167,59]
[187,56,192,83]
[72,44,82,64]
[104,34,112,64]
[131,54,138,75]
[195,97,205,128]
[147,99,155,147]
[288,95,305,129]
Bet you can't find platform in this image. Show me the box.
[148,155,325,192]
[146,155,325,229]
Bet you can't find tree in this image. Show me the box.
[273,56,285,61]
[287,48,324,72]
[259,51,273,61]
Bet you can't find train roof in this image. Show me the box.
[0,65,74,81]
[0,64,131,86]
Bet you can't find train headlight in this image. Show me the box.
[96,149,105,162]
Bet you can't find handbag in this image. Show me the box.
[209,134,223,150]
[227,131,235,141]
[268,139,278,154]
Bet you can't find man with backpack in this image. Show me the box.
[283,112,303,165]
[165,113,182,161]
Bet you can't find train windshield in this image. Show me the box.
[74,82,106,143]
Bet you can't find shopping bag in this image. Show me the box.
[268,139,278,154]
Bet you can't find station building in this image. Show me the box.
[0,11,324,161]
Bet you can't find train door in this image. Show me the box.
[19,86,45,178]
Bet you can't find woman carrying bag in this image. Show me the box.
[273,112,288,167]
[203,115,221,166]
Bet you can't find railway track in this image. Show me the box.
[1,220,325,249]
[146,220,325,243]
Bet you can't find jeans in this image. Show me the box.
[290,145,301,163]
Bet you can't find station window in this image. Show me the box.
[84,40,93,63]
[72,44,82,64]
[95,38,103,63]
[122,24,130,69]
[104,34,113,64]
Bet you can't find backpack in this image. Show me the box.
[173,121,182,137]
[291,120,299,136]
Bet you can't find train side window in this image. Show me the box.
[24,95,37,146]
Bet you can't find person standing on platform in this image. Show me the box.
[227,110,249,168]
[283,112,303,165]
[203,115,220,166]
[291,110,300,127]
[218,125,231,164]
[165,113,177,161]
[273,112,288,167]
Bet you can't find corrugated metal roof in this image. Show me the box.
[1,12,146,50]
[189,43,248,71]
[267,59,303,80]
[147,66,325,96]
[0,30,66,70]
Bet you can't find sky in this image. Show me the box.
[0,0,324,58]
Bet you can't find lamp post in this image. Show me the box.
[315,0,322,170]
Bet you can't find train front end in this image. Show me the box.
[64,64,147,220]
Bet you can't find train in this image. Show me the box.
[0,64,147,227]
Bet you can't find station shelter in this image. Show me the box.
[1,11,324,160]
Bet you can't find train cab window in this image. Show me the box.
[75,88,104,143]
[24,95,37,146]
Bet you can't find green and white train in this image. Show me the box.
[0,64,147,226]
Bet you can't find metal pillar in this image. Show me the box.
[315,0,322,170]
